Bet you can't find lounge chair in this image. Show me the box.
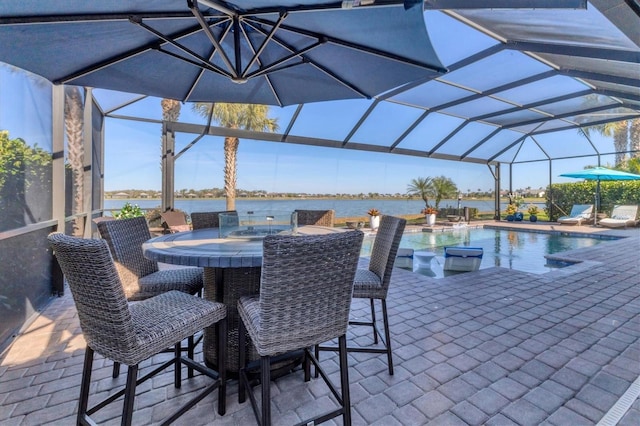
[557,204,593,226]
[160,210,190,233]
[599,205,639,229]
[444,247,483,272]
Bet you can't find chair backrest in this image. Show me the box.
[294,209,335,227]
[92,216,114,224]
[191,210,237,230]
[610,205,638,220]
[160,211,190,233]
[368,215,406,292]
[258,231,364,351]
[48,233,136,359]
[569,204,593,218]
[97,216,158,296]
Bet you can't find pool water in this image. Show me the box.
[360,228,611,279]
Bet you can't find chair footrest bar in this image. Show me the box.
[348,320,374,326]
[180,356,221,380]
[317,345,388,354]
[160,381,221,426]
[293,408,344,426]
[87,358,175,415]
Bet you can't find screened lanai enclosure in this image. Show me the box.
[0,0,639,349]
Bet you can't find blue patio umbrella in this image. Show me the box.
[559,167,640,225]
[0,0,446,106]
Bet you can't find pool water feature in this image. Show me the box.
[360,228,611,279]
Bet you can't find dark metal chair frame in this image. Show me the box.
[48,233,227,426]
[237,231,364,426]
[97,216,204,378]
[318,215,406,375]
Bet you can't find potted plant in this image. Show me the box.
[505,204,517,221]
[527,205,540,222]
[367,208,381,230]
[421,207,437,226]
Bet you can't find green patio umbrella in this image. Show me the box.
[559,167,640,225]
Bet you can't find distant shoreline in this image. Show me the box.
[104,197,545,220]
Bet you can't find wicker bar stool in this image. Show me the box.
[48,233,227,426]
[294,209,335,227]
[318,215,406,375]
[97,216,204,377]
[238,231,364,426]
[191,210,237,230]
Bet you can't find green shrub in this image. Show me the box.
[114,202,144,219]
[546,181,640,220]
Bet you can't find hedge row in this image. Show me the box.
[545,181,640,220]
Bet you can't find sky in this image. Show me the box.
[101,94,615,195]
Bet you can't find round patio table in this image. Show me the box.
[142,225,346,374]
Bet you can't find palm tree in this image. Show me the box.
[160,98,181,168]
[193,103,278,210]
[581,120,630,166]
[630,119,640,158]
[407,177,434,208]
[431,175,458,210]
[65,86,84,236]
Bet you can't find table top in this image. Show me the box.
[143,225,347,268]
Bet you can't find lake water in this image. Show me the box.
[360,227,608,279]
[104,198,543,218]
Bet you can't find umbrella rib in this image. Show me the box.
[243,41,322,79]
[236,22,283,106]
[240,12,288,79]
[155,47,228,79]
[189,0,238,78]
[54,20,220,84]
[0,11,200,25]
[133,17,233,79]
[248,16,447,74]
[183,25,233,102]
[242,21,368,98]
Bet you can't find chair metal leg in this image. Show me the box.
[370,298,378,344]
[261,356,271,426]
[77,346,94,425]
[238,318,247,404]
[187,335,195,378]
[112,361,120,378]
[174,343,182,388]
[338,335,352,426]
[381,299,394,375]
[319,297,394,375]
[217,318,227,415]
[314,345,320,378]
[304,348,311,382]
[122,364,138,426]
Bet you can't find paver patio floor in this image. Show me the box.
[1,226,639,425]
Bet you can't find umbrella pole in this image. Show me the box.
[594,179,600,226]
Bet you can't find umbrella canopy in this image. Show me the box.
[560,167,640,182]
[0,0,446,106]
[559,167,640,224]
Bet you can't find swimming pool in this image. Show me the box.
[360,228,612,278]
